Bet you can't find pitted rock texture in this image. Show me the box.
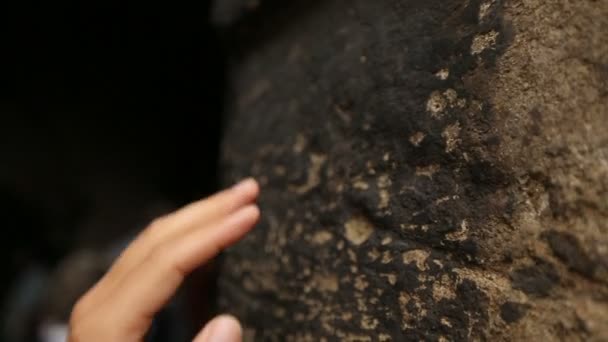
[215,0,608,340]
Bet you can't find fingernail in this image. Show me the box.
[204,315,242,342]
[231,178,258,194]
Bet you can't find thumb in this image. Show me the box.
[193,315,243,342]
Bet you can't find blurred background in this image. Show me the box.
[1,0,225,340]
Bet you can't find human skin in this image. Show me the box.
[68,178,260,342]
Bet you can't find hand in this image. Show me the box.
[68,179,260,342]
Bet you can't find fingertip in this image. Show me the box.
[211,204,261,250]
[232,204,261,234]
[231,178,260,198]
[246,204,261,222]
[194,314,242,342]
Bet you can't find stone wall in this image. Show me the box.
[216,1,608,340]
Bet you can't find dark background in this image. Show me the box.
[1,1,225,340]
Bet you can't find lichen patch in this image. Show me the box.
[367,248,381,261]
[381,273,398,285]
[435,68,450,80]
[289,153,327,194]
[377,174,391,210]
[398,291,428,327]
[402,249,430,271]
[361,315,379,330]
[426,91,448,117]
[312,273,339,292]
[381,236,393,245]
[344,216,375,245]
[354,275,369,291]
[478,0,496,22]
[353,179,369,190]
[379,333,392,342]
[416,164,440,178]
[311,230,334,245]
[441,317,453,328]
[409,132,426,146]
[446,220,469,242]
[471,30,499,55]
[442,121,462,153]
[432,275,457,301]
[381,251,394,264]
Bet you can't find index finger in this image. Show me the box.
[110,178,260,278]
[100,204,260,337]
[74,179,259,316]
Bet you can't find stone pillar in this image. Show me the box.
[215,0,608,340]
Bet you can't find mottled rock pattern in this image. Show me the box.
[215,0,608,340]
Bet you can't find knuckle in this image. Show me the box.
[148,243,188,275]
[148,243,173,265]
[144,215,171,237]
[68,323,86,342]
[68,317,104,342]
[70,299,87,323]
[148,216,168,231]
[69,303,116,342]
[69,301,91,342]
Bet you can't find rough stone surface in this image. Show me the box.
[215,0,608,340]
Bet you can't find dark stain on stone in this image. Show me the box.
[529,107,543,136]
[511,259,560,297]
[483,134,501,146]
[499,301,529,324]
[469,161,508,191]
[414,278,489,341]
[542,230,596,279]
[457,239,479,261]
[217,0,514,338]
[547,185,569,219]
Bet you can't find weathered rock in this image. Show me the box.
[215,0,608,340]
